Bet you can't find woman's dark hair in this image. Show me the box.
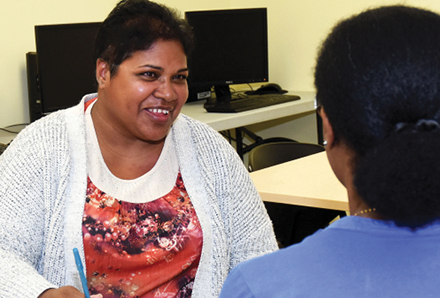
[314,5,440,228]
[95,0,194,76]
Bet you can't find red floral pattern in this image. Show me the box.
[83,173,203,298]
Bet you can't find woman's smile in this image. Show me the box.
[94,39,189,143]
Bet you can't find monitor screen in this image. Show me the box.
[34,22,101,114]
[185,8,268,102]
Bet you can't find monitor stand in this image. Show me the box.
[203,85,241,112]
[213,85,232,102]
[203,84,300,113]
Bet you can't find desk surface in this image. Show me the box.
[0,130,18,145]
[0,91,315,145]
[249,151,349,211]
[181,91,316,131]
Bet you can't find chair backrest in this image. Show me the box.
[248,141,325,172]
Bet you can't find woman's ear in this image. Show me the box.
[318,106,335,148]
[96,58,110,88]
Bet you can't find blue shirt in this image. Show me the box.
[219,216,440,297]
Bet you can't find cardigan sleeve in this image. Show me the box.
[175,114,278,264]
[224,140,279,268]
[148,114,279,298]
[0,118,68,297]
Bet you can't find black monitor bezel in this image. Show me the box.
[185,8,269,94]
[34,22,101,114]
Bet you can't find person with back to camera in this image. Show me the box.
[0,0,278,297]
[219,5,440,297]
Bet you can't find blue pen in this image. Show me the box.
[73,248,91,298]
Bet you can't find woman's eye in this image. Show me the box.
[140,71,157,79]
[174,74,188,81]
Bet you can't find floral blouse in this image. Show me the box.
[82,172,203,298]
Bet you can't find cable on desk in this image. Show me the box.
[0,128,20,134]
[0,123,28,134]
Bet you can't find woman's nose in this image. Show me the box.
[154,79,177,102]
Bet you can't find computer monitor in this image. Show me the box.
[28,22,101,121]
[185,8,268,103]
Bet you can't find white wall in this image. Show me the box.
[2,0,440,128]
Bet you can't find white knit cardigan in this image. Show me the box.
[0,94,277,298]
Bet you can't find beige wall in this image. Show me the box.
[1,0,117,128]
[232,0,440,93]
[0,0,227,128]
[2,0,440,128]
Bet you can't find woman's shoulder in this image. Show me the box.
[172,114,242,170]
[223,216,440,297]
[13,112,66,144]
[173,114,232,148]
[8,98,86,156]
[175,114,217,133]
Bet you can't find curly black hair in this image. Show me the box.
[95,0,194,76]
[314,5,440,228]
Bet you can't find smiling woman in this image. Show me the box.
[93,40,190,178]
[0,1,277,298]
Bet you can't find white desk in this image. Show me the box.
[181,91,316,131]
[0,91,316,152]
[249,151,349,211]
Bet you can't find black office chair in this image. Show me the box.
[248,141,346,248]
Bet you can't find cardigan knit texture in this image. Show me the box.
[0,94,278,298]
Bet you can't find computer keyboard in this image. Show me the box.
[204,93,301,113]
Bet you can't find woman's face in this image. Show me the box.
[95,39,189,143]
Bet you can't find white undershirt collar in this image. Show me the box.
[84,99,179,203]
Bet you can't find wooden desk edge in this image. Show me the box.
[259,192,349,212]
[250,152,350,212]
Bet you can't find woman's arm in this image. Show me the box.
[227,149,278,268]
[0,122,66,297]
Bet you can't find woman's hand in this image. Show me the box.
[39,286,103,298]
